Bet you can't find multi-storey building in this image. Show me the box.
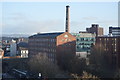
[96,36,120,68]
[72,32,95,58]
[86,24,104,37]
[72,32,95,52]
[29,5,76,63]
[109,26,120,36]
[10,39,17,56]
[18,47,28,58]
[2,40,10,53]
[28,32,76,63]
[0,48,4,59]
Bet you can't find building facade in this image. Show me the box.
[28,32,76,63]
[10,39,17,56]
[109,26,120,36]
[18,47,28,58]
[0,49,4,59]
[96,36,120,68]
[86,24,104,37]
[72,32,95,52]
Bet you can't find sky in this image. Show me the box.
[0,2,118,35]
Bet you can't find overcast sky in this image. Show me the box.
[0,2,118,35]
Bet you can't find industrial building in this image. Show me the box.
[28,5,76,63]
[29,32,76,63]
[96,36,120,68]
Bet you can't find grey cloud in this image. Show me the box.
[2,19,64,34]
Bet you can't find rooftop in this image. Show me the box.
[29,32,64,38]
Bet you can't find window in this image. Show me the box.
[81,38,84,41]
[77,46,79,48]
[64,34,68,38]
[62,39,64,42]
[91,38,94,41]
[115,49,117,52]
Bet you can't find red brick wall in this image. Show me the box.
[96,37,120,68]
[56,32,76,54]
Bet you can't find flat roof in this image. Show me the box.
[29,32,64,38]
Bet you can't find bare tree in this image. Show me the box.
[88,44,116,78]
[28,53,66,78]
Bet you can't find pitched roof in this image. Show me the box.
[17,42,28,48]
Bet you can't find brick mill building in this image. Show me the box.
[96,36,120,69]
[28,5,76,63]
[29,32,76,63]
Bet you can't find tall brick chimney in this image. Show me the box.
[65,5,70,33]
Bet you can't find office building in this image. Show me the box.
[72,32,95,58]
[72,32,95,52]
[86,24,104,37]
[109,26,120,36]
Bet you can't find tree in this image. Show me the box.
[70,71,100,80]
[28,53,66,78]
[57,51,86,76]
[68,57,86,75]
[57,51,75,71]
[88,44,116,78]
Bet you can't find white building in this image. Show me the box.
[18,47,28,58]
[0,48,4,58]
[10,39,17,56]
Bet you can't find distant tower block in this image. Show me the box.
[65,5,70,33]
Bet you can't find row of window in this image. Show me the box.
[30,38,56,42]
[21,53,28,58]
[30,42,56,47]
[30,47,56,53]
[99,43,117,52]
[77,46,91,49]
[99,38,117,41]
[104,48,117,52]
[61,43,72,47]
[76,43,94,45]
[47,53,56,58]
[61,39,71,42]
[77,38,95,41]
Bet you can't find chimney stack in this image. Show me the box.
[65,5,70,33]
